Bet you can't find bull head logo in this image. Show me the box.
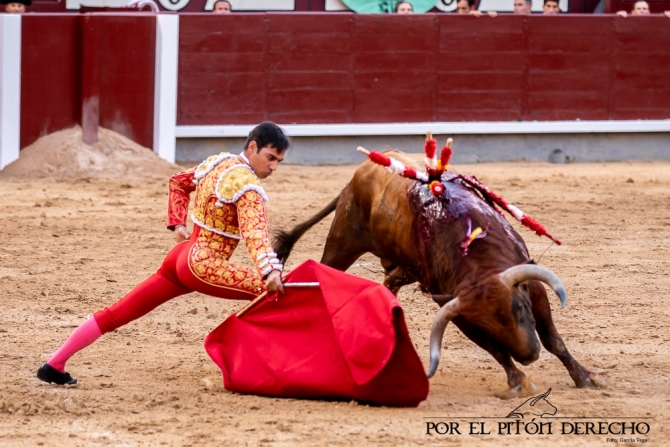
[506,388,557,419]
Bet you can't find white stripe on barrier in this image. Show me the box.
[0,14,21,170]
[175,120,670,139]
[153,14,179,164]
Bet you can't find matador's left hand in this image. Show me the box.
[266,270,284,294]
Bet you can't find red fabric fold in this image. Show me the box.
[204,260,429,407]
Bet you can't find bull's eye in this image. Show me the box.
[520,283,529,293]
[512,297,525,322]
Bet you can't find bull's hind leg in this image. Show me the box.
[529,281,606,389]
[320,236,366,272]
[453,317,533,397]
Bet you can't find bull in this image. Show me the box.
[274,149,604,394]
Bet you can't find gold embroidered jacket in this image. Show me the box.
[167,153,282,279]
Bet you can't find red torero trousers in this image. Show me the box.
[93,226,259,334]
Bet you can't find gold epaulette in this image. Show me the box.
[192,152,237,184]
[215,165,268,206]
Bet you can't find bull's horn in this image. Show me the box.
[499,264,567,308]
[427,298,461,378]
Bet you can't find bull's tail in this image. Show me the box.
[273,193,341,263]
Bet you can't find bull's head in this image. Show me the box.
[427,264,567,378]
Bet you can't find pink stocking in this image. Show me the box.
[47,317,103,372]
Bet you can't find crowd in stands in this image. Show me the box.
[392,0,668,17]
[208,0,670,18]
[3,0,668,17]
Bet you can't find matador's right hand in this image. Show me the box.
[174,225,192,244]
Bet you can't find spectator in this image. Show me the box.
[2,0,30,13]
[456,0,498,16]
[542,0,560,14]
[616,0,670,17]
[514,0,532,14]
[212,0,231,13]
[630,0,649,14]
[395,1,414,13]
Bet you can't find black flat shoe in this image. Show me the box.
[37,363,77,385]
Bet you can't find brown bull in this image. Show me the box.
[274,155,604,393]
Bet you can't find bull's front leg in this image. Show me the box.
[529,282,606,389]
[452,317,534,398]
[380,260,417,296]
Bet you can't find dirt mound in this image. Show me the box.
[0,126,181,180]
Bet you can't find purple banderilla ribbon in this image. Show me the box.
[460,215,488,256]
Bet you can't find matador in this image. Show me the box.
[37,122,288,385]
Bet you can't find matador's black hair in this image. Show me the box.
[244,122,290,154]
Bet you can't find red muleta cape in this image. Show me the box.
[204,260,429,407]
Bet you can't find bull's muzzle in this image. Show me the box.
[427,297,461,378]
[498,264,567,308]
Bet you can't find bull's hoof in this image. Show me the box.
[382,277,401,296]
[577,372,607,389]
[495,380,537,400]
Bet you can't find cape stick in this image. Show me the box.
[236,283,321,317]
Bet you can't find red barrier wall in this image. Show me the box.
[437,15,525,122]
[269,14,355,123]
[525,16,610,121]
[352,14,436,123]
[81,14,156,148]
[21,15,80,149]
[177,13,670,125]
[611,17,670,119]
[29,0,68,13]
[20,14,156,150]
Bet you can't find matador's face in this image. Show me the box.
[245,143,285,179]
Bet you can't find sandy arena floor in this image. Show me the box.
[0,161,669,446]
